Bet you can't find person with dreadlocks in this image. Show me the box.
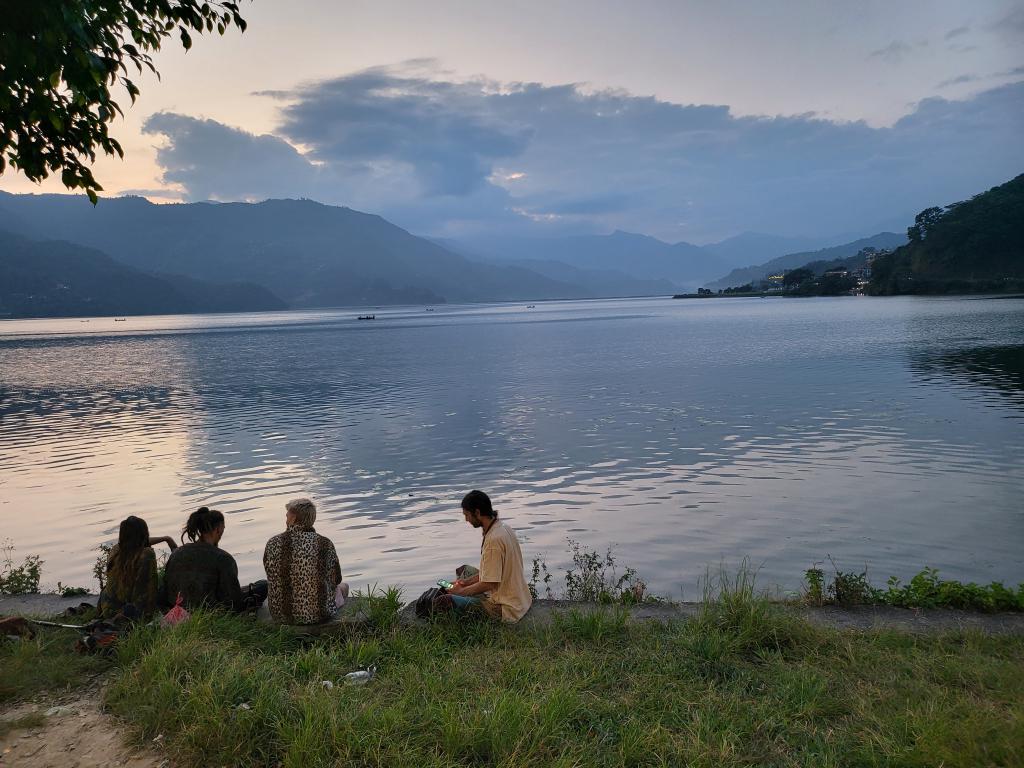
[97,516,176,619]
[161,506,247,611]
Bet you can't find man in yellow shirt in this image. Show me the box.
[447,490,533,623]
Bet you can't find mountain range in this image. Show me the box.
[0,190,910,317]
[0,230,285,318]
[448,230,839,291]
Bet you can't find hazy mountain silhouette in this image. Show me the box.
[0,230,286,318]
[700,231,831,269]
[705,232,908,290]
[0,193,597,306]
[453,231,722,290]
[454,230,843,291]
[435,236,677,296]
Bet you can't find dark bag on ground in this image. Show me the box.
[240,580,269,611]
[415,587,453,619]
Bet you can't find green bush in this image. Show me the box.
[563,539,646,604]
[804,561,1024,612]
[0,541,42,595]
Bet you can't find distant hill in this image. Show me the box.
[452,231,717,289]
[437,236,677,295]
[869,173,1024,295]
[456,230,839,291]
[706,232,907,290]
[700,231,828,271]
[0,193,590,306]
[0,230,286,318]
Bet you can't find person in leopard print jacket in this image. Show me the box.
[263,498,349,625]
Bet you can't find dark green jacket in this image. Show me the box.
[161,542,243,611]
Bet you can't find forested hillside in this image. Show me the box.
[869,174,1024,295]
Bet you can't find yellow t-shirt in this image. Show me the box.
[478,520,533,623]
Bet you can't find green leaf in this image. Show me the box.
[49,70,61,89]
[86,187,98,205]
[180,28,192,50]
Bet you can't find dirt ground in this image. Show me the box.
[0,684,167,768]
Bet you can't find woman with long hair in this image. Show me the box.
[98,516,174,618]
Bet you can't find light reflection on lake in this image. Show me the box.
[1,296,1022,597]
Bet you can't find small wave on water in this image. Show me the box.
[1,296,1022,595]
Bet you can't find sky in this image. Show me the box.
[2,0,1023,242]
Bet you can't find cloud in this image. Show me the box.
[937,74,979,88]
[992,6,1024,44]
[141,113,321,202]
[944,25,970,41]
[869,40,914,62]
[141,66,1024,241]
[267,66,531,196]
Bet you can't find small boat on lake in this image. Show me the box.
[357,314,376,320]
[114,318,127,321]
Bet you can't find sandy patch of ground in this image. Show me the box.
[0,685,167,768]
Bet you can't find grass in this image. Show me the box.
[2,559,1023,765]
[0,626,108,704]
[94,588,1023,766]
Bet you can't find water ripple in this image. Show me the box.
[1,296,1022,594]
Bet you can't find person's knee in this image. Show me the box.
[339,582,349,598]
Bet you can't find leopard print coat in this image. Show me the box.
[263,526,341,624]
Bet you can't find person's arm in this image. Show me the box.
[220,555,245,612]
[450,541,502,596]
[327,540,342,587]
[148,535,178,552]
[449,579,498,597]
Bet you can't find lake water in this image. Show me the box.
[1,296,1022,599]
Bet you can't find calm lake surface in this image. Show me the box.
[1,296,1022,598]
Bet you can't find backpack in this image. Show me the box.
[414,587,451,619]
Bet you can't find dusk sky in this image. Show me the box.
[2,0,1022,242]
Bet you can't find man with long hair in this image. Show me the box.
[446,490,532,622]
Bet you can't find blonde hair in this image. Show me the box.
[285,497,317,528]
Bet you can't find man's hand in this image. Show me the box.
[450,580,500,598]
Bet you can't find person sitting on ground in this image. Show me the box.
[98,516,175,618]
[161,506,248,611]
[445,490,532,623]
[263,498,348,625]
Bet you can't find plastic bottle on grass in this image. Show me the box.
[344,665,377,685]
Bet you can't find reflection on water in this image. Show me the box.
[1,296,1022,596]
[912,344,1024,410]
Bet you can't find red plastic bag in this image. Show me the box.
[161,593,190,627]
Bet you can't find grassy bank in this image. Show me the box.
[4,585,1023,767]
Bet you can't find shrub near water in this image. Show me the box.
[806,560,1024,611]
[102,583,1024,767]
[0,540,42,595]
